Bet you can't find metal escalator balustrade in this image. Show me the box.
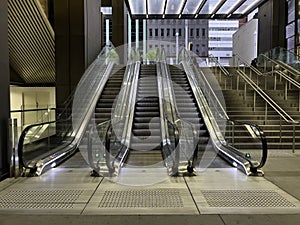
[90,49,182,178]
[17,46,117,176]
[168,65,210,173]
[86,49,141,176]
[179,49,268,176]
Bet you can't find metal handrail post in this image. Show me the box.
[293,125,296,153]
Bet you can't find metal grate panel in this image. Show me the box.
[0,189,83,209]
[201,190,296,208]
[99,189,184,208]
[8,0,55,84]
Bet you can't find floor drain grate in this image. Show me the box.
[201,190,296,208]
[99,189,184,208]
[0,189,83,209]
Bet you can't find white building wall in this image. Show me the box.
[208,20,239,65]
[232,19,258,65]
[10,87,56,127]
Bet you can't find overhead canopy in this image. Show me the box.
[125,0,268,19]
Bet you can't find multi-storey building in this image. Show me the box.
[208,20,239,65]
[147,19,209,59]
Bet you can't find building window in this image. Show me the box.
[173,28,176,36]
[161,28,164,37]
[149,29,153,37]
[167,28,170,36]
[155,29,158,37]
[178,28,182,36]
[190,29,194,37]
[202,28,205,37]
[196,28,199,36]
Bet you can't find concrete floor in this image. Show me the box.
[0,151,299,225]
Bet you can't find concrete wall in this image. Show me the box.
[0,0,10,179]
[233,19,258,65]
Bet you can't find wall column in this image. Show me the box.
[0,0,11,180]
[258,0,286,54]
[112,0,126,47]
[54,0,101,106]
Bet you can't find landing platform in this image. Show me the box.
[0,151,299,225]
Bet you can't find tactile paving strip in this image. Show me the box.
[201,190,296,208]
[0,189,83,209]
[99,189,184,208]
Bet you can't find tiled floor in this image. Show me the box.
[0,151,299,225]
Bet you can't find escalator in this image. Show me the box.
[95,66,126,124]
[169,65,230,168]
[18,61,127,175]
[169,65,210,164]
[125,64,164,167]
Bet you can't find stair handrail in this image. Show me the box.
[233,54,299,124]
[265,47,300,76]
[257,54,300,89]
[208,54,231,76]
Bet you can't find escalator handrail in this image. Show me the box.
[156,50,180,173]
[180,49,268,173]
[159,49,198,173]
[160,50,198,130]
[94,49,140,174]
[104,50,140,172]
[18,47,115,172]
[197,68,268,168]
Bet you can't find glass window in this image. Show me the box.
[183,0,204,14]
[161,29,164,36]
[202,28,206,37]
[286,22,295,39]
[234,0,261,14]
[179,29,182,36]
[149,29,153,37]
[166,0,185,14]
[155,29,158,36]
[101,7,112,15]
[200,0,223,14]
[173,28,176,36]
[190,29,194,36]
[287,36,295,50]
[129,0,146,14]
[167,28,170,36]
[287,0,295,23]
[196,29,199,36]
[147,0,164,14]
[217,0,243,14]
